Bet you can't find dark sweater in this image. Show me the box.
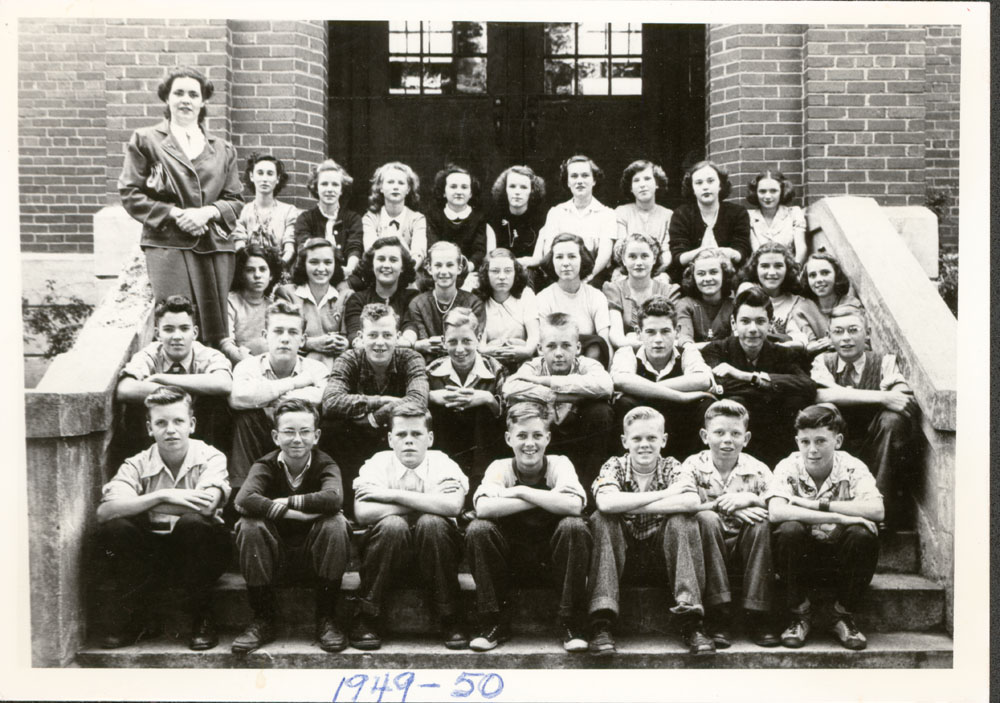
[426,207,488,268]
[486,208,546,259]
[293,206,364,265]
[667,201,752,282]
[235,448,343,520]
[343,286,419,339]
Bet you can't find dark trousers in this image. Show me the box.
[772,521,879,613]
[320,419,389,519]
[229,408,272,490]
[841,407,916,520]
[549,400,614,504]
[466,513,592,622]
[726,390,813,467]
[93,513,230,622]
[615,393,715,460]
[235,514,351,587]
[429,405,506,510]
[695,511,774,612]
[588,512,705,619]
[356,514,463,620]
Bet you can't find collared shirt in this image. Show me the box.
[610,344,710,382]
[101,439,230,533]
[474,455,586,509]
[321,347,429,427]
[354,449,469,498]
[119,340,232,382]
[503,355,613,425]
[767,450,883,541]
[361,206,428,264]
[810,351,908,391]
[592,455,696,541]
[169,121,206,161]
[747,205,806,254]
[229,352,329,414]
[278,452,310,492]
[275,283,346,370]
[540,197,616,255]
[482,289,538,344]
[682,450,773,535]
[444,205,472,222]
[427,352,498,389]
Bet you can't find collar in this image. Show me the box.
[636,345,680,377]
[691,450,759,477]
[793,451,849,493]
[142,441,199,482]
[293,283,339,310]
[428,353,496,387]
[392,453,428,485]
[835,354,867,377]
[539,356,581,377]
[261,353,302,378]
[158,344,195,373]
[278,451,312,487]
[379,207,409,227]
[559,197,606,216]
[444,205,472,221]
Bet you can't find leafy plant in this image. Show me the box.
[21,280,94,358]
[936,246,958,318]
[924,186,953,222]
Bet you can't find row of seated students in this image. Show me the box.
[96,284,918,656]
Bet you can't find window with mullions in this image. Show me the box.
[544,23,642,96]
[388,21,487,95]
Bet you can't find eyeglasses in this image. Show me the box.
[277,429,315,439]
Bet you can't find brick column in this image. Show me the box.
[802,25,927,206]
[229,20,328,209]
[103,19,233,202]
[705,24,805,201]
[924,25,960,248]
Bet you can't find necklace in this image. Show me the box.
[433,290,457,315]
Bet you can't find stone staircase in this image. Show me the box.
[75,529,952,669]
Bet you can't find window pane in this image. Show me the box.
[545,23,575,55]
[611,24,642,56]
[389,58,422,95]
[578,23,608,55]
[577,58,608,95]
[545,58,575,95]
[611,60,642,95]
[455,57,487,94]
[422,56,451,94]
[455,22,487,55]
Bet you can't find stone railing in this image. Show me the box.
[24,249,153,667]
[808,196,956,633]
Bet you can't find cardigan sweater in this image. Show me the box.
[426,207,489,268]
[293,205,365,265]
[666,201,751,282]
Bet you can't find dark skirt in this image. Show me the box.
[144,246,235,347]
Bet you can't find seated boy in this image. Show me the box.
[701,285,816,467]
[588,406,714,657]
[228,300,329,492]
[466,400,592,653]
[402,241,486,359]
[321,303,429,513]
[427,306,506,506]
[93,386,230,651]
[350,404,468,651]
[116,295,233,455]
[611,296,715,458]
[232,399,351,654]
[767,404,884,651]
[811,305,918,525]
[684,400,778,648]
[503,312,614,497]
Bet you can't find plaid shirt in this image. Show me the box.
[321,347,428,427]
[682,450,773,536]
[592,455,696,541]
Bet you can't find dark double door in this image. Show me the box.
[328,21,704,213]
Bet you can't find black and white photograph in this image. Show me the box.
[4,1,989,701]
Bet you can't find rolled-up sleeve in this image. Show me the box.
[193,446,231,503]
[101,458,145,502]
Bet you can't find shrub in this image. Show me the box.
[936,246,958,318]
[22,281,94,358]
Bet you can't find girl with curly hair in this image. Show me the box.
[745,168,807,265]
[232,154,299,265]
[604,232,680,350]
[292,158,364,276]
[675,248,737,350]
[220,243,284,364]
[361,161,427,268]
[343,236,419,344]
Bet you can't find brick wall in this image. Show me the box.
[19,19,108,253]
[924,25,960,249]
[706,24,806,205]
[802,25,927,206]
[229,20,328,208]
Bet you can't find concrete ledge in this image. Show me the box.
[883,205,939,278]
[93,206,143,280]
[20,252,98,305]
[808,197,956,431]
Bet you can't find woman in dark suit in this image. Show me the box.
[118,66,244,347]
[666,160,751,284]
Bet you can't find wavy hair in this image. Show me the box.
[739,241,802,295]
[368,161,420,212]
[157,66,213,125]
[433,164,481,208]
[290,238,345,287]
[476,248,530,301]
[619,159,668,201]
[307,159,353,200]
[244,153,289,196]
[679,248,737,299]
[354,235,417,291]
[542,232,595,282]
[491,165,546,213]
[231,243,283,296]
[799,252,852,302]
[680,160,732,202]
[745,168,796,207]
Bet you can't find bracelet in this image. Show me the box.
[819,498,831,512]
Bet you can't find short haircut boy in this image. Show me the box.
[442,307,479,333]
[732,285,774,320]
[144,385,192,416]
[541,311,579,337]
[266,299,304,326]
[154,294,198,325]
[794,403,846,435]
[505,399,552,430]
[273,397,319,428]
[703,399,750,429]
[390,401,434,431]
[636,296,678,329]
[360,302,399,329]
[622,405,665,432]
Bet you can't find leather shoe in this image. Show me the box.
[442,618,468,650]
[99,623,143,650]
[349,613,382,651]
[680,618,716,656]
[189,616,218,651]
[231,618,275,654]
[316,616,347,653]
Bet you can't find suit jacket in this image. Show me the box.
[701,334,816,399]
[118,120,244,253]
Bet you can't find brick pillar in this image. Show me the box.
[103,19,233,202]
[802,25,927,206]
[924,25,960,249]
[229,20,328,209]
[18,19,109,253]
[705,25,805,203]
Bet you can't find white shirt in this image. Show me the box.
[539,198,616,256]
[354,449,469,496]
[169,122,205,160]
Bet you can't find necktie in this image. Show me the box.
[166,363,185,375]
[841,364,856,388]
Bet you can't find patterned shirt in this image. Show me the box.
[592,455,696,541]
[503,356,613,425]
[321,348,428,427]
[682,450,773,535]
[766,450,883,541]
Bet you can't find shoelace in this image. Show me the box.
[838,615,861,636]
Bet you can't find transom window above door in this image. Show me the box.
[544,23,642,96]
[388,21,487,95]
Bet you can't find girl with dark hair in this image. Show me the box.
[614,160,673,275]
[293,159,364,277]
[666,160,751,284]
[604,232,680,350]
[485,165,548,270]
[232,154,299,264]
[799,253,863,350]
[361,161,427,268]
[275,238,348,369]
[738,242,825,352]
[675,248,737,350]
[426,164,489,275]
[745,169,807,265]
[220,244,283,364]
[477,249,540,367]
[118,66,244,347]
[343,236,418,344]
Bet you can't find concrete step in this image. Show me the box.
[75,632,953,669]
[96,571,944,638]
